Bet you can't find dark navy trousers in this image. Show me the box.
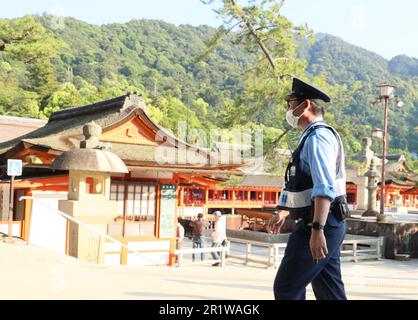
[274,213,347,300]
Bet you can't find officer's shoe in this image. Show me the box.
[212,262,221,267]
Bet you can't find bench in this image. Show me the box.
[340,234,384,262]
[227,234,384,268]
[227,238,286,268]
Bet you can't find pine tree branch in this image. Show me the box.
[0,29,35,52]
[228,0,276,71]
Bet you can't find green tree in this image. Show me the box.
[43,82,83,117]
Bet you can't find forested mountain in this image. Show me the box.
[0,15,417,169]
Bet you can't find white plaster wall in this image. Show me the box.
[29,191,68,254]
[126,252,169,266]
[104,254,121,266]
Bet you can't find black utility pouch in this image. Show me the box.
[331,196,350,222]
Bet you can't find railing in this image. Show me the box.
[227,237,286,268]
[183,200,205,206]
[227,235,384,268]
[174,245,230,267]
[182,199,277,208]
[340,235,384,262]
[263,200,276,205]
[19,196,167,266]
[206,200,265,208]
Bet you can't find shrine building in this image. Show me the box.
[0,93,244,266]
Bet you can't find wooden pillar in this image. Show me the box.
[168,238,176,266]
[22,189,32,241]
[245,243,251,265]
[155,184,161,238]
[121,240,128,265]
[179,187,184,207]
[181,188,185,218]
[275,191,279,204]
[204,188,209,215]
[354,188,357,206]
[261,190,265,204]
[122,182,128,237]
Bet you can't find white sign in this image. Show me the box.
[7,159,22,176]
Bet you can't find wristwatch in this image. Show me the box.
[311,222,325,230]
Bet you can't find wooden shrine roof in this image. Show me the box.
[0,93,246,173]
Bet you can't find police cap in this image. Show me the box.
[285,77,331,103]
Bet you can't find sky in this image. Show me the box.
[1,0,417,59]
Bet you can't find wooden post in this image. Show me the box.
[121,241,128,265]
[274,245,279,268]
[221,247,226,267]
[96,235,102,264]
[245,243,251,265]
[23,190,32,242]
[353,243,358,262]
[27,195,35,246]
[8,176,15,243]
[122,184,127,238]
[177,249,182,267]
[268,246,274,268]
[377,237,382,260]
[205,188,209,205]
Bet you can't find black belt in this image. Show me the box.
[290,199,348,223]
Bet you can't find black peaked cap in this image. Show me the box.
[286,77,331,103]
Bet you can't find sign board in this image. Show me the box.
[159,184,176,238]
[7,159,22,177]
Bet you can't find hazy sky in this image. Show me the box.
[1,0,417,59]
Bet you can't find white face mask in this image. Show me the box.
[285,100,306,129]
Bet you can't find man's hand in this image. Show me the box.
[309,229,328,261]
[310,196,331,262]
[266,214,284,234]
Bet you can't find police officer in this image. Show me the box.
[272,77,349,300]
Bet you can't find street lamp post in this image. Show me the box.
[374,84,396,216]
[380,92,389,215]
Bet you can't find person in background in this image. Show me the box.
[175,220,185,265]
[189,213,209,262]
[211,210,227,267]
[176,221,185,249]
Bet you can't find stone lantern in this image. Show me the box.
[50,121,128,263]
[362,158,380,217]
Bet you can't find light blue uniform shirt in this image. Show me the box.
[299,117,339,201]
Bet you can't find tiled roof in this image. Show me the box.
[0,93,245,171]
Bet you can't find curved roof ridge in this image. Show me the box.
[48,93,142,123]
